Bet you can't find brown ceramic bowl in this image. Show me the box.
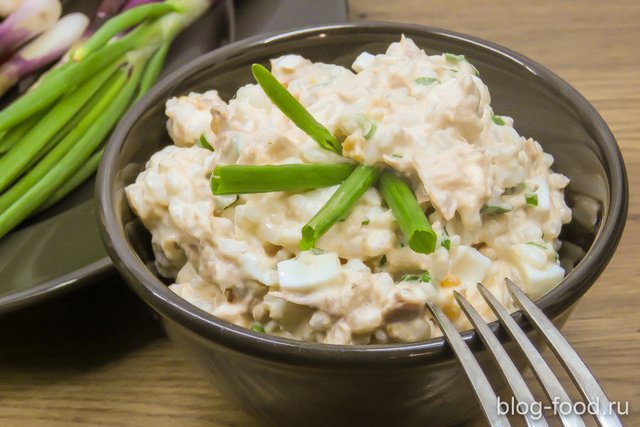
[97,23,627,426]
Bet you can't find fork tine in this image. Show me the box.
[477,283,586,427]
[478,283,584,427]
[454,291,549,427]
[425,301,511,427]
[506,279,623,427]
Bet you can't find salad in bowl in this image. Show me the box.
[125,36,571,345]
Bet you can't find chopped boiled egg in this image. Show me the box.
[277,251,341,292]
[510,243,564,299]
[449,246,492,286]
[352,52,375,72]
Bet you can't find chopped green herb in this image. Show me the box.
[215,194,238,210]
[379,255,387,267]
[364,123,377,139]
[504,182,526,195]
[441,230,451,250]
[526,241,559,262]
[492,115,506,126]
[355,113,377,140]
[250,324,265,333]
[445,53,465,63]
[525,192,539,207]
[361,218,370,225]
[469,63,480,77]
[197,134,214,151]
[526,241,548,250]
[223,196,241,211]
[481,201,513,215]
[415,77,439,86]
[443,53,479,75]
[421,271,432,282]
[399,270,431,283]
[391,153,403,158]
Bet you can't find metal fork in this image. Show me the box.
[425,279,623,427]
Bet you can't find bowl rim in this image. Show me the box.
[97,21,628,368]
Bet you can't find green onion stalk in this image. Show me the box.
[0,0,216,239]
[300,165,380,250]
[211,163,357,195]
[215,64,438,256]
[379,171,436,254]
[38,148,105,213]
[251,63,342,154]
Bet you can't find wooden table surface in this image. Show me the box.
[1,1,638,425]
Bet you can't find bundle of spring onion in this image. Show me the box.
[0,0,217,239]
[210,64,439,255]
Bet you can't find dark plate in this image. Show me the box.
[0,0,348,315]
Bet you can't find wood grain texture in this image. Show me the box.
[1,1,638,425]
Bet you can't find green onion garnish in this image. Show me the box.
[361,218,370,225]
[441,230,451,250]
[415,77,439,86]
[251,324,265,333]
[251,63,342,154]
[399,270,431,283]
[526,241,559,262]
[300,165,380,250]
[379,255,387,267]
[481,201,513,215]
[526,242,548,250]
[197,134,214,151]
[504,182,526,195]
[525,192,538,207]
[492,115,506,126]
[379,171,437,254]
[444,53,479,76]
[469,63,480,77]
[211,163,356,195]
[445,53,465,63]
[354,113,377,140]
